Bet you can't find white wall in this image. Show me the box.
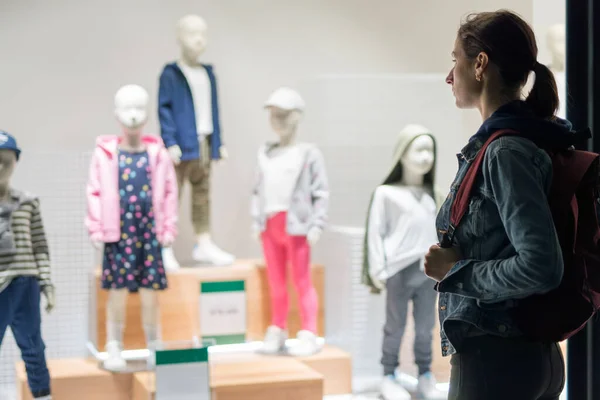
[533,0,566,66]
[0,0,533,262]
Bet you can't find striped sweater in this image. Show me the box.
[0,190,52,293]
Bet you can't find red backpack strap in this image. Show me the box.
[440,129,518,248]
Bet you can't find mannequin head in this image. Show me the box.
[0,150,17,189]
[401,135,435,179]
[547,23,566,72]
[0,132,20,193]
[264,87,305,144]
[177,15,208,65]
[383,124,436,189]
[114,84,149,135]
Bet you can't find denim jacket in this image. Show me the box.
[436,102,568,356]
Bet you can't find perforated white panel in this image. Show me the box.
[0,152,94,398]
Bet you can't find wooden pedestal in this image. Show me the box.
[297,346,352,395]
[95,261,325,350]
[16,359,133,400]
[133,354,324,400]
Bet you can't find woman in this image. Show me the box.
[424,10,567,400]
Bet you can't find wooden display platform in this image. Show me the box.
[94,260,324,350]
[296,346,352,395]
[16,359,133,400]
[17,346,349,399]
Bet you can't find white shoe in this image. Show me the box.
[103,340,126,371]
[417,372,448,400]
[162,247,181,271]
[259,325,287,354]
[381,375,411,400]
[287,330,320,357]
[192,240,235,266]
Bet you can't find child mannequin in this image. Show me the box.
[251,87,329,357]
[86,84,178,370]
[0,132,54,399]
[363,125,447,400]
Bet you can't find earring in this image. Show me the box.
[476,74,482,82]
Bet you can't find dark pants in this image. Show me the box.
[381,262,437,376]
[448,335,565,400]
[0,277,51,398]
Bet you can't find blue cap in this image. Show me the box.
[0,131,21,160]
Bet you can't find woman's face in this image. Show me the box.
[446,37,481,109]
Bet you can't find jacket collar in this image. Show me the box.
[460,138,485,163]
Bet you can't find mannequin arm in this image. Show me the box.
[30,199,53,291]
[158,69,178,148]
[85,151,103,242]
[308,147,329,234]
[366,189,387,290]
[160,147,179,245]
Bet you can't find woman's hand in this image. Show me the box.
[424,244,462,282]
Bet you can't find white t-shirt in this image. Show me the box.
[258,145,305,215]
[178,62,214,136]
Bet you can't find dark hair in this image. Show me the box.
[458,10,559,119]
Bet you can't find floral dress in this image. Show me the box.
[101,150,168,292]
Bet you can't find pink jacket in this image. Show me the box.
[85,135,178,245]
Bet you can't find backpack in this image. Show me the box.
[440,128,600,342]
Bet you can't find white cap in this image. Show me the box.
[264,87,305,111]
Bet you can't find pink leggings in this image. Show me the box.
[261,212,318,333]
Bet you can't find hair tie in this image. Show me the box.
[532,61,542,71]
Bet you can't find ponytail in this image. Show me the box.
[525,62,559,119]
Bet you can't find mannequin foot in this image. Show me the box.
[417,372,447,400]
[259,325,287,354]
[381,375,412,400]
[162,247,181,271]
[287,330,320,357]
[103,340,126,371]
[192,240,235,266]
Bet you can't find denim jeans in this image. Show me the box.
[448,335,565,400]
[0,277,51,398]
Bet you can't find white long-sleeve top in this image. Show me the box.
[367,185,438,286]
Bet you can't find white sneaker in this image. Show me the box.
[103,340,126,371]
[287,330,320,357]
[259,325,287,354]
[381,375,411,400]
[162,247,181,271]
[192,240,235,266]
[417,372,448,400]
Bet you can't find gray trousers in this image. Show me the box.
[381,261,437,376]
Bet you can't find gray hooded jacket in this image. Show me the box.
[251,142,329,235]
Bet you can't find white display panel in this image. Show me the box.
[299,74,472,228]
[0,152,94,399]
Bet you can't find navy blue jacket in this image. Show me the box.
[158,63,223,161]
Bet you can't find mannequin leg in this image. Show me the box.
[381,268,414,377]
[261,214,289,329]
[288,235,317,333]
[140,288,161,368]
[189,159,211,237]
[9,278,51,398]
[139,288,160,346]
[0,279,16,347]
[412,276,437,376]
[104,289,128,370]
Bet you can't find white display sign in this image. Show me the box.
[155,347,210,400]
[199,280,247,345]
